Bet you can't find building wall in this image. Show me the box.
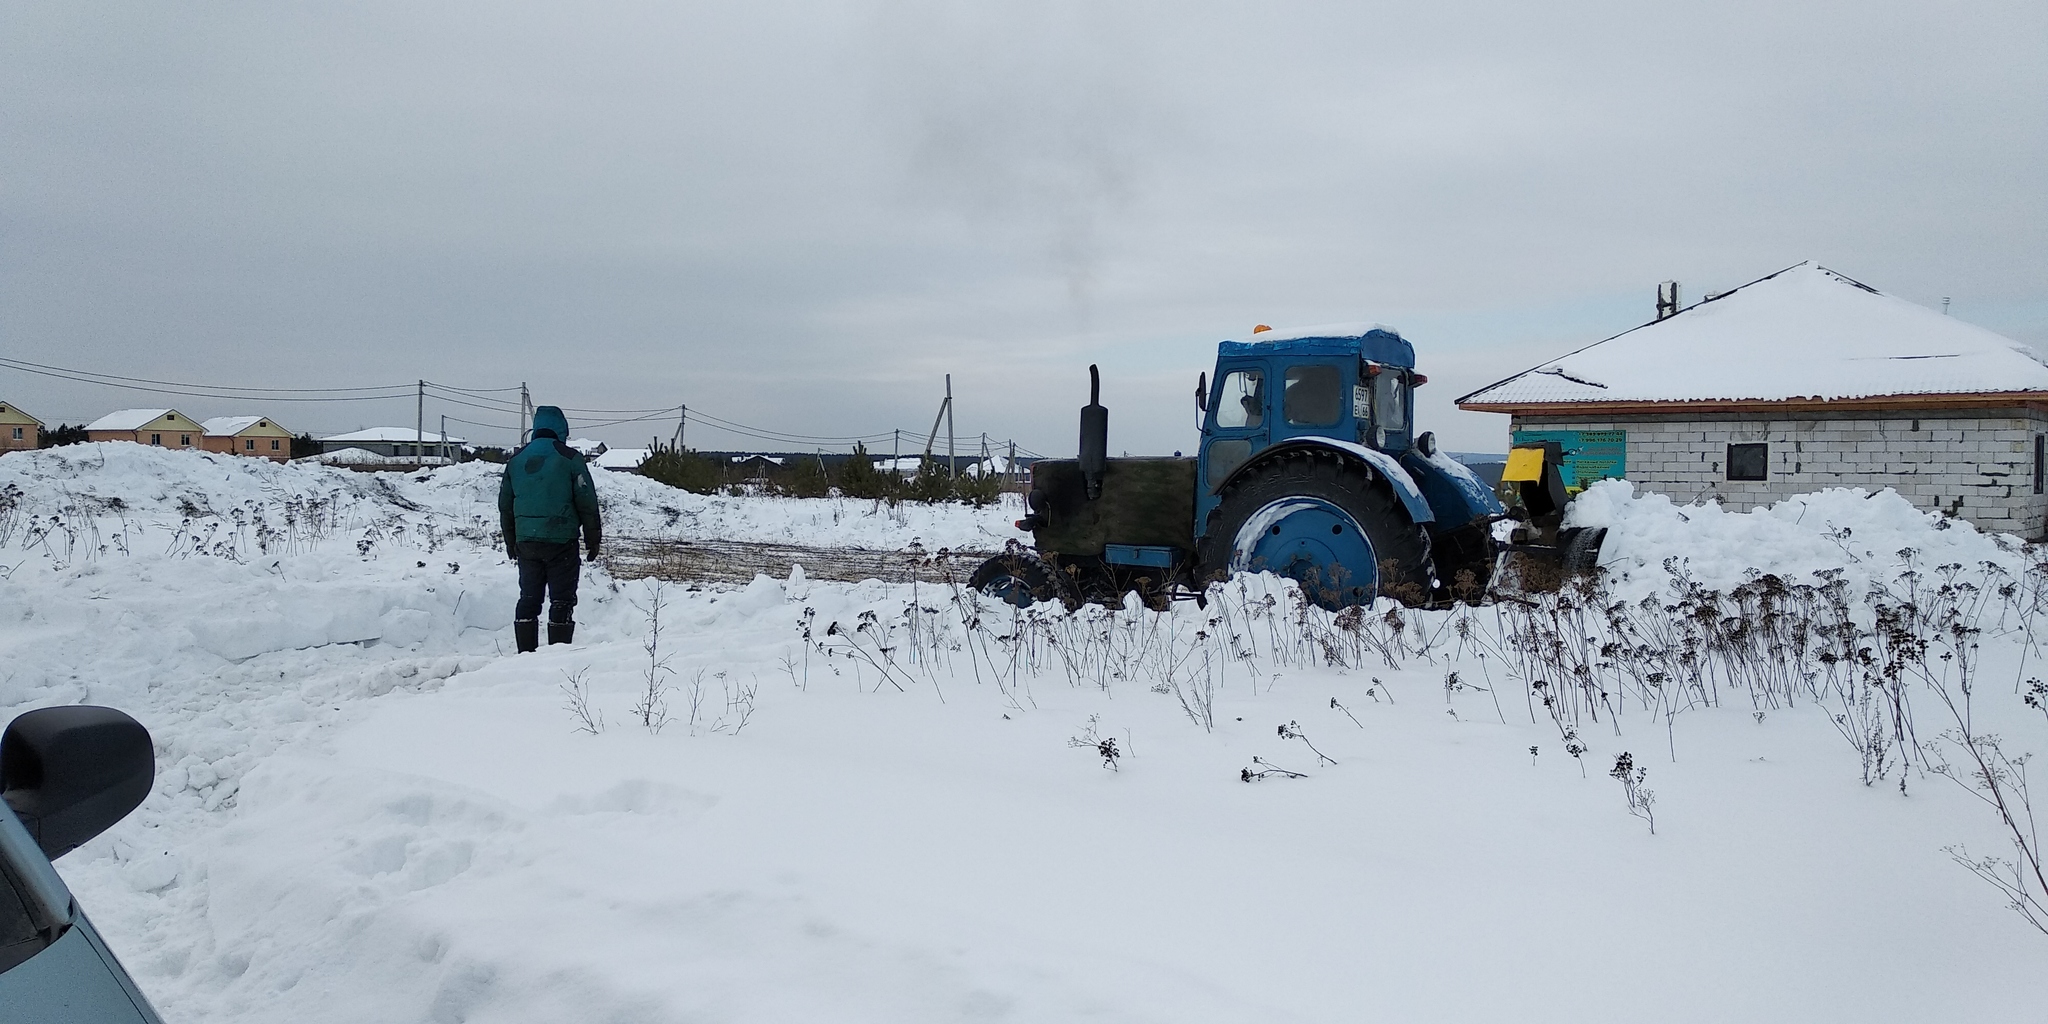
[201,422,295,462]
[88,411,204,449]
[1510,408,2048,538]
[319,440,458,459]
[0,404,39,451]
[200,434,294,461]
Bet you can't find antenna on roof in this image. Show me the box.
[1656,281,1680,321]
[1942,297,1951,315]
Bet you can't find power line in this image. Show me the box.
[0,355,413,394]
[0,360,416,403]
[439,414,523,433]
[3,357,1049,458]
[575,410,682,430]
[680,407,898,444]
[418,381,525,395]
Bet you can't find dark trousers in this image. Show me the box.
[515,541,580,624]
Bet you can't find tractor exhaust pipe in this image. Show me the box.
[1079,364,1108,499]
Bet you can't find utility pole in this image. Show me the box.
[1007,440,1017,489]
[439,414,448,464]
[946,374,955,479]
[519,383,532,444]
[892,429,900,481]
[415,379,425,466]
[922,391,949,462]
[674,405,686,450]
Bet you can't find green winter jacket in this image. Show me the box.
[498,408,602,553]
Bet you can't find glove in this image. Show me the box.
[506,542,519,560]
[586,540,601,560]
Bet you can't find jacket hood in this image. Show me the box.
[531,406,570,441]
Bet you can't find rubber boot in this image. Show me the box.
[548,620,575,646]
[514,619,540,654]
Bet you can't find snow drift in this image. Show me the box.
[0,445,2040,1023]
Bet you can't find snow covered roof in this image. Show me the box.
[593,448,648,471]
[85,408,179,432]
[200,415,290,436]
[567,437,607,455]
[319,426,469,444]
[1458,263,2048,409]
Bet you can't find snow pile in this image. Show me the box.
[0,443,1019,555]
[1570,477,2023,597]
[0,448,2038,1022]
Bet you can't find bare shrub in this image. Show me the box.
[560,668,604,735]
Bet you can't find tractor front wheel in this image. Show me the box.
[1197,450,1434,609]
[968,551,1077,610]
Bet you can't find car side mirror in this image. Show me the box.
[1,707,155,860]
[1194,372,1208,412]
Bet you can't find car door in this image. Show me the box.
[0,801,164,1023]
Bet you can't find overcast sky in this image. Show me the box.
[5,0,2043,456]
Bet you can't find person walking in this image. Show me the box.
[498,406,602,653]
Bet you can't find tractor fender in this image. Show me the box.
[1219,438,1435,525]
[1399,447,1505,529]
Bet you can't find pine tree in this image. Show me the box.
[637,443,723,494]
[836,442,896,500]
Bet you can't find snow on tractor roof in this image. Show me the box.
[1219,322,1415,367]
[1228,321,1401,344]
[1458,262,2048,409]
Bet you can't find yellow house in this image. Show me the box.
[84,409,202,449]
[201,415,295,462]
[0,401,41,452]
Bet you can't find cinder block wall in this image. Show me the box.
[1511,409,2048,539]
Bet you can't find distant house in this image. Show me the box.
[1457,262,2048,537]
[593,448,649,472]
[200,416,295,462]
[0,402,41,452]
[729,454,783,483]
[315,427,466,465]
[85,409,202,449]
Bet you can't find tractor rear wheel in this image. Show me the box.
[1197,450,1434,609]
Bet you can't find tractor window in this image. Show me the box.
[1371,369,1408,435]
[1214,369,1264,429]
[1283,365,1342,427]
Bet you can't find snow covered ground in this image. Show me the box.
[2,446,2041,1022]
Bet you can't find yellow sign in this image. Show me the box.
[1502,447,1546,483]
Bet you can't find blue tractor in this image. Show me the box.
[970,324,1506,611]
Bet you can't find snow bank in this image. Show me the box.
[0,446,2038,1022]
[0,443,1020,554]
[1570,478,2023,598]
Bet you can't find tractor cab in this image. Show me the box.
[986,323,1502,613]
[1195,326,1423,537]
